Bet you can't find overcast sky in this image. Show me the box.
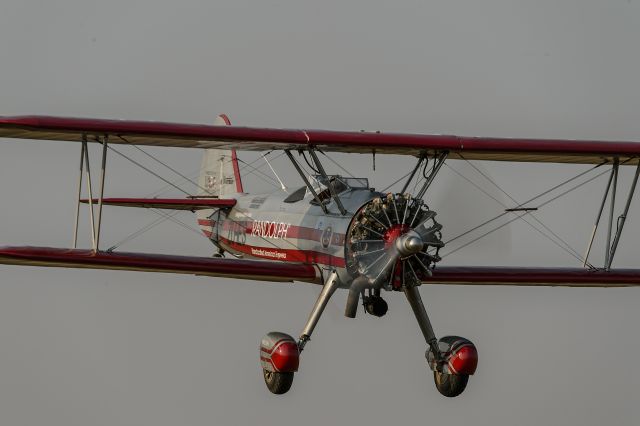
[2,1,640,425]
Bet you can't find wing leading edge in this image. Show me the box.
[0,246,320,284]
[2,115,640,164]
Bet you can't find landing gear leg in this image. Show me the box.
[403,286,441,359]
[260,271,340,394]
[298,270,340,351]
[404,286,476,398]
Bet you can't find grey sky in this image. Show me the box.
[2,1,640,425]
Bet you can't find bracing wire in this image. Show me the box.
[445,161,607,247]
[321,152,356,178]
[105,149,288,251]
[118,136,211,194]
[458,156,584,261]
[444,162,594,267]
[380,170,415,193]
[106,144,192,196]
[443,161,616,258]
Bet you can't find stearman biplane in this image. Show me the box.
[1,114,640,397]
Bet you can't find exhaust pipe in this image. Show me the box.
[344,276,370,318]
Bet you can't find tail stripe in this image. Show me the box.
[231,149,244,193]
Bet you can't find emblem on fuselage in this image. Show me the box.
[205,173,217,190]
[321,226,333,248]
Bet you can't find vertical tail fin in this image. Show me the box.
[197,114,243,244]
[198,114,244,197]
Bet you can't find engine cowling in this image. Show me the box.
[260,332,300,373]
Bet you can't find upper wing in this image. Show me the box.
[426,266,640,287]
[2,115,640,165]
[80,198,236,210]
[0,246,320,283]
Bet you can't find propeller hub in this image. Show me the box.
[397,232,424,256]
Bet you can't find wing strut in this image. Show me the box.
[415,151,448,200]
[83,138,97,248]
[607,161,640,269]
[583,159,640,270]
[308,149,347,215]
[72,134,109,252]
[604,159,619,270]
[284,150,328,214]
[72,139,86,248]
[400,155,425,194]
[95,136,109,251]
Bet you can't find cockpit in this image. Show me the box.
[284,175,369,204]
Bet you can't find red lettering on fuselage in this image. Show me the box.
[251,220,291,240]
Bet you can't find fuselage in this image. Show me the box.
[197,185,382,288]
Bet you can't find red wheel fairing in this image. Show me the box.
[427,336,478,375]
[260,332,300,372]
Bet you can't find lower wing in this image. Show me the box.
[0,246,320,284]
[427,266,640,287]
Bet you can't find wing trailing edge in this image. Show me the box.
[79,198,236,210]
[0,246,320,284]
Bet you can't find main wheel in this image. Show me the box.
[263,369,294,394]
[433,371,469,398]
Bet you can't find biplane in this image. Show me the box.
[1,114,640,397]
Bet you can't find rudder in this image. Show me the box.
[198,114,244,197]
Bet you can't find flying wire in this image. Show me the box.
[380,170,415,193]
[444,162,594,267]
[118,136,211,194]
[106,144,192,196]
[442,161,616,258]
[321,152,356,178]
[106,149,292,251]
[458,155,585,261]
[445,161,606,247]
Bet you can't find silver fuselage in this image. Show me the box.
[197,186,382,288]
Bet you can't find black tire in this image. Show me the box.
[263,369,294,395]
[433,371,469,398]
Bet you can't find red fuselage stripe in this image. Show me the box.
[218,236,346,267]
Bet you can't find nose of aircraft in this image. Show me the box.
[397,232,424,257]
